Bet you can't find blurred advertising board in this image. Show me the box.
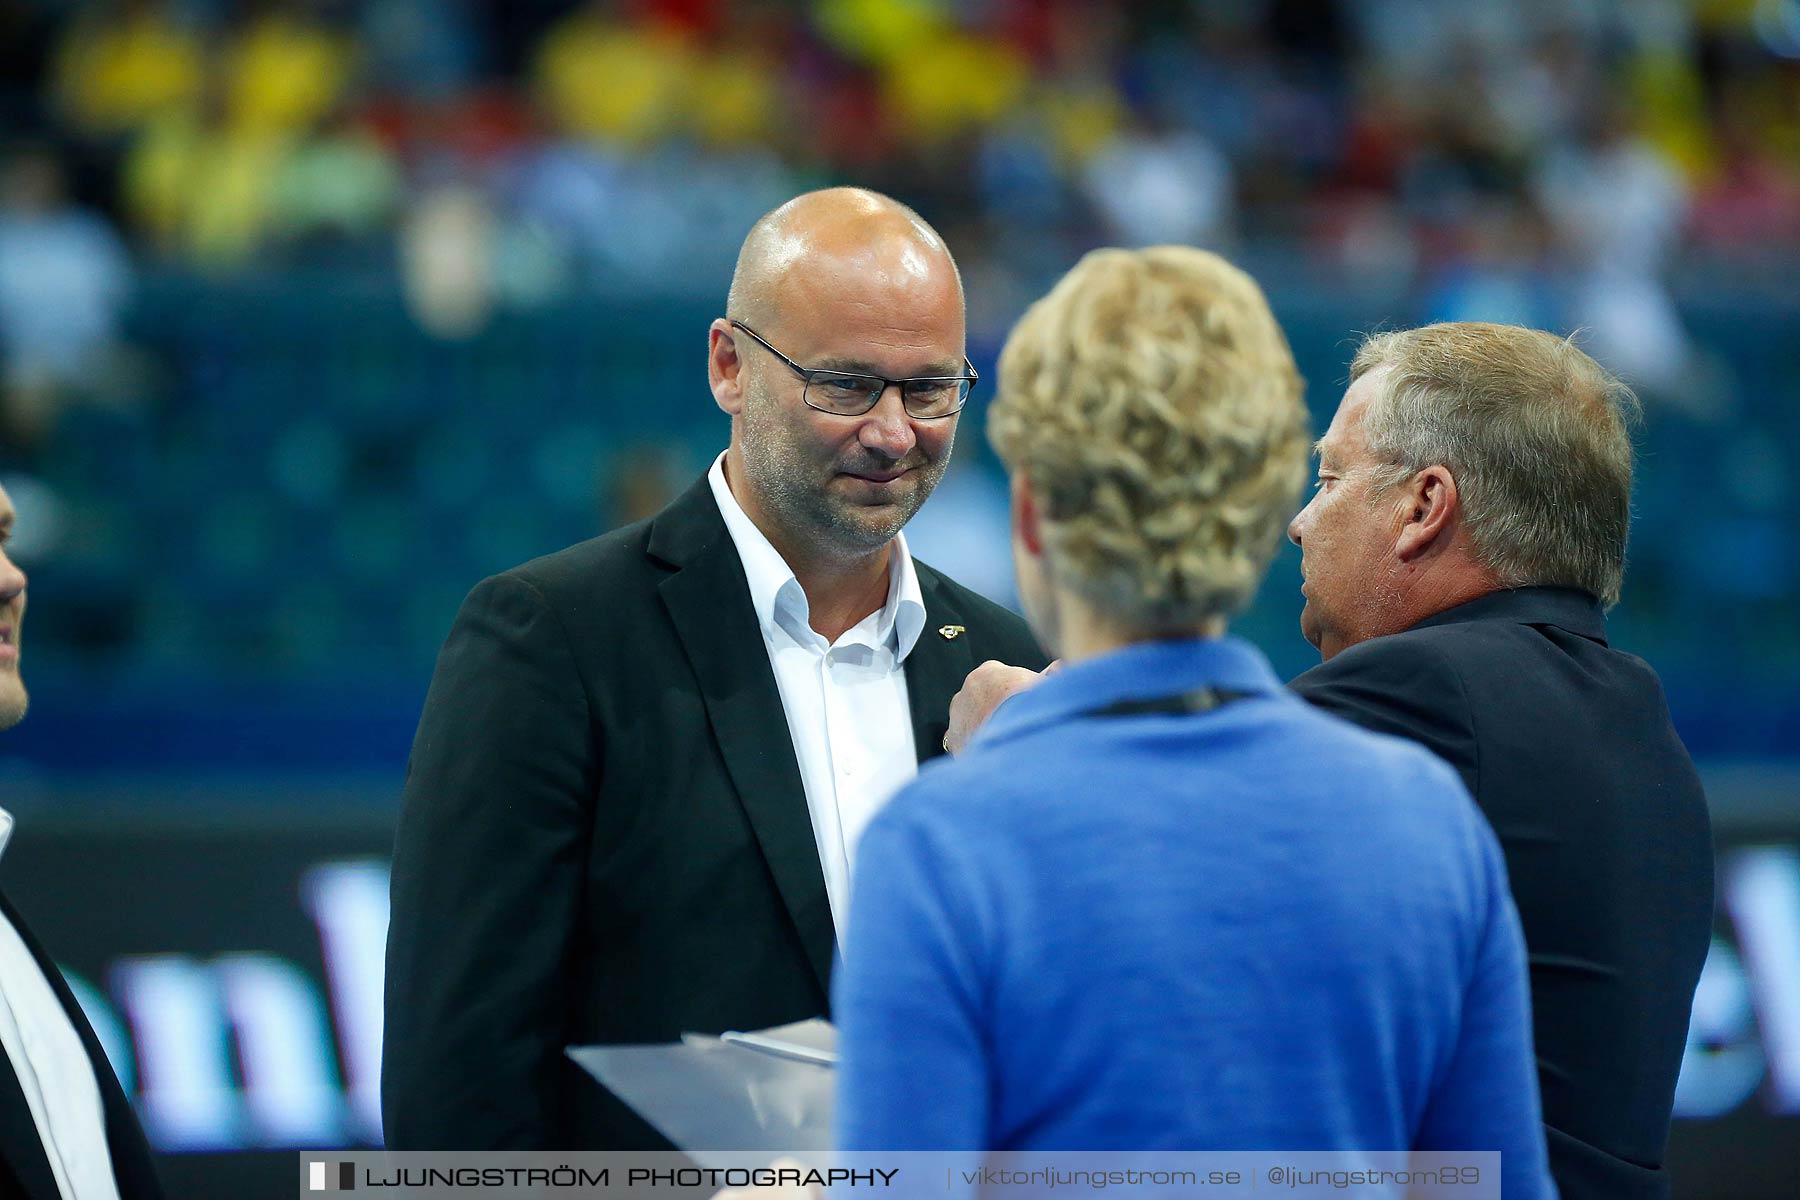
[0,777,1795,1199]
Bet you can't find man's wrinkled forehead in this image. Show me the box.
[1318,366,1388,463]
[1313,406,1354,468]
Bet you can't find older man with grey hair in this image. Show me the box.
[1287,322,1713,1200]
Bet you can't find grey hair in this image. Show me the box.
[1351,322,1640,607]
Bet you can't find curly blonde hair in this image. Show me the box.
[990,246,1309,634]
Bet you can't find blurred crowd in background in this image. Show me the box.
[4,0,1798,298]
[0,0,1796,749]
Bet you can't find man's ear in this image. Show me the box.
[1011,473,1045,558]
[1395,465,1459,562]
[709,320,745,416]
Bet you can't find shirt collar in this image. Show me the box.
[0,806,13,862]
[707,453,926,660]
[976,635,1284,750]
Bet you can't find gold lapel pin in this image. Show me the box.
[938,624,965,640]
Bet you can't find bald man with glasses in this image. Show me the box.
[382,188,1046,1151]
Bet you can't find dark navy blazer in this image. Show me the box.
[1293,586,1714,1200]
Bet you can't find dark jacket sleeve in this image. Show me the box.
[382,572,598,1149]
[1288,635,1480,798]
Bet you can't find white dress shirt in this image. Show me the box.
[0,808,123,1200]
[708,455,926,933]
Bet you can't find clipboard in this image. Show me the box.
[567,1019,836,1164]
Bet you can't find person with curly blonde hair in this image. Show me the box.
[987,245,1309,645]
[829,248,1554,1195]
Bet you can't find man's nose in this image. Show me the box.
[859,384,918,459]
[0,553,25,603]
[1287,503,1308,547]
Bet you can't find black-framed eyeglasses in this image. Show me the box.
[728,319,976,419]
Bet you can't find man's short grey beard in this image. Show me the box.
[741,439,951,556]
[0,690,29,733]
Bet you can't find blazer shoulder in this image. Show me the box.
[482,519,659,605]
[1290,626,1481,793]
[915,560,1048,669]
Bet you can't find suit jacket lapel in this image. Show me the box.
[0,1040,59,1200]
[0,892,160,1200]
[649,478,835,997]
[905,567,978,767]
[24,901,166,1200]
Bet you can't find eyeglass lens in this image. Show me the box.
[804,373,969,417]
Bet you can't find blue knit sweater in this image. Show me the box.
[834,636,1553,1199]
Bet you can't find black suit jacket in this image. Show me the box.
[1291,587,1713,1200]
[382,474,1048,1150]
[0,891,164,1200]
